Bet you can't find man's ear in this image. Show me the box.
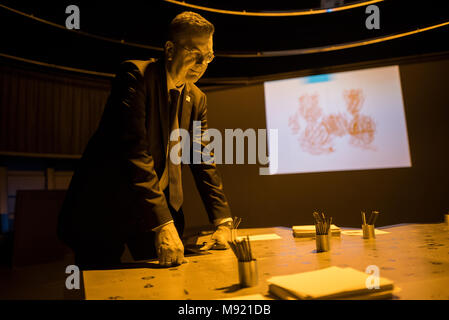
[165,41,174,61]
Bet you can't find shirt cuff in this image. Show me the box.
[213,217,233,228]
[152,220,174,232]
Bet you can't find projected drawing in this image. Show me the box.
[288,89,376,155]
[345,88,364,115]
[345,89,376,150]
[288,113,300,134]
[264,65,411,174]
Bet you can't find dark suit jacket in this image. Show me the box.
[57,58,232,248]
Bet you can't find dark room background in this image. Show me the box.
[1,0,449,237]
[1,54,448,233]
[184,55,449,230]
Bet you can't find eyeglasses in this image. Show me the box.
[176,43,215,64]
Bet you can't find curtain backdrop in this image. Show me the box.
[0,64,112,155]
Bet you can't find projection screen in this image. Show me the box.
[263,65,411,175]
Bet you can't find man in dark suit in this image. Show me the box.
[57,11,233,269]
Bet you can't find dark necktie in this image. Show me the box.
[168,89,183,211]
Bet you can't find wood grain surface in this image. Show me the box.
[83,223,449,300]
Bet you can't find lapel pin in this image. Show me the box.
[186,95,191,102]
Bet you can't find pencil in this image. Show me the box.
[241,239,247,261]
[368,211,375,225]
[236,240,244,261]
[228,241,237,256]
[247,235,253,260]
[233,216,242,230]
[236,217,242,229]
[313,211,320,224]
[361,211,366,225]
[371,211,379,225]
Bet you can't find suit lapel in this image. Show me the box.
[156,59,170,157]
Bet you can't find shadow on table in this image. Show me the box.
[215,284,242,293]
[83,247,212,271]
[81,261,175,270]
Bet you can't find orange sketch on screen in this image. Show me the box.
[287,89,376,155]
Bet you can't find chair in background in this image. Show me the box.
[12,190,71,267]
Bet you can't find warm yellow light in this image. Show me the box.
[164,0,385,17]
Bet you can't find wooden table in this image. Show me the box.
[82,223,449,300]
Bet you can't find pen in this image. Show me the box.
[313,211,320,223]
[371,211,379,225]
[247,235,253,260]
[361,211,367,225]
[233,216,242,229]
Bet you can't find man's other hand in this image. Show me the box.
[155,222,188,267]
[200,224,232,251]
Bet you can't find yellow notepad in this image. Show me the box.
[267,266,394,300]
[270,285,397,300]
[292,225,341,237]
[341,229,390,236]
[236,233,282,241]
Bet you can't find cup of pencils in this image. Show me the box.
[231,216,242,241]
[445,213,449,226]
[361,211,379,239]
[228,236,258,287]
[313,212,332,253]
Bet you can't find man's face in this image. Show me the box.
[167,33,213,84]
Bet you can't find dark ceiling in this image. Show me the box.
[1,0,449,82]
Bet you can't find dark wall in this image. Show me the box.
[0,64,110,155]
[182,57,449,230]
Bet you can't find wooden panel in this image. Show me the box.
[83,224,449,300]
[7,171,45,195]
[46,168,55,190]
[54,171,73,190]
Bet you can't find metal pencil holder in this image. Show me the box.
[362,224,376,239]
[238,259,258,288]
[315,234,331,252]
[445,214,449,226]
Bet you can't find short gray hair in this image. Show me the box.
[168,11,214,42]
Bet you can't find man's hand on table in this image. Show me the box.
[155,222,188,267]
[200,223,232,251]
